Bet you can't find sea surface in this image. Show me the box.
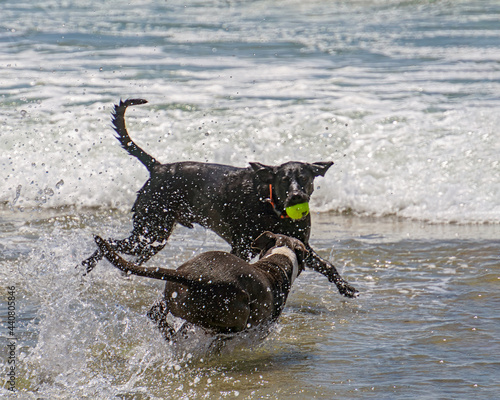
[1,0,499,398]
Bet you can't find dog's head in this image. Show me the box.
[251,231,308,282]
[250,161,333,218]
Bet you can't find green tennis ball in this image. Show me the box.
[285,202,310,220]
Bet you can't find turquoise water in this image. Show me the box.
[1,0,499,398]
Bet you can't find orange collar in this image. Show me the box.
[267,184,289,219]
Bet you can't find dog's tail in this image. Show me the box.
[112,98,159,171]
[94,236,206,287]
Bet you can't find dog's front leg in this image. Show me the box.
[305,246,358,298]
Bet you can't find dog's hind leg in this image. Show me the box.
[96,212,175,268]
[81,228,153,275]
[147,299,176,341]
[134,235,170,265]
[113,215,175,264]
[81,214,174,275]
[81,249,104,275]
[80,233,156,275]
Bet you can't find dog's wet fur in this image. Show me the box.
[82,99,357,298]
[95,231,307,338]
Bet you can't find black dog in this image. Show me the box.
[95,231,307,337]
[82,99,357,297]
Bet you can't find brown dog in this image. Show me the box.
[95,232,307,338]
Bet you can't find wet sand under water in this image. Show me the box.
[0,208,499,398]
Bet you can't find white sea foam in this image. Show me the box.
[1,0,499,223]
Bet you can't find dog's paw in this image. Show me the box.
[80,258,93,275]
[338,281,359,298]
[81,250,102,275]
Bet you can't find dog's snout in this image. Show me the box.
[286,188,309,207]
[289,193,307,204]
[282,180,308,206]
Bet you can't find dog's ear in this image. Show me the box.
[251,231,277,252]
[310,161,333,177]
[250,162,275,184]
[293,241,309,267]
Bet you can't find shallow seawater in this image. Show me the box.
[0,209,498,398]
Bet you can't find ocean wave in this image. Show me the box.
[2,0,499,224]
